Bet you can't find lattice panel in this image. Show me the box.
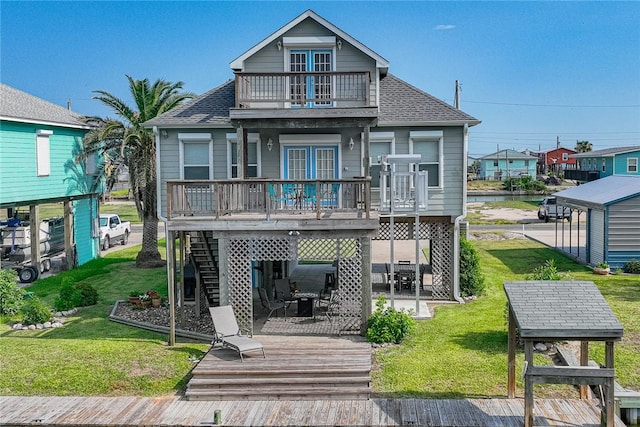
[298,239,338,262]
[226,240,254,333]
[335,239,362,332]
[249,238,298,261]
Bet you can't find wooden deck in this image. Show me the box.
[0,396,625,426]
[186,336,372,400]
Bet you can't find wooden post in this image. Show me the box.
[29,205,40,273]
[507,306,517,398]
[236,126,246,180]
[63,200,74,269]
[363,126,371,179]
[167,231,176,346]
[580,340,589,399]
[179,231,186,329]
[524,340,534,427]
[604,341,615,427]
[360,236,372,334]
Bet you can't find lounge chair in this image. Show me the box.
[209,305,265,362]
[258,288,287,318]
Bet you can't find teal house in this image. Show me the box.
[477,149,537,181]
[566,146,640,183]
[0,84,101,278]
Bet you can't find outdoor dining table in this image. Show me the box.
[294,292,318,317]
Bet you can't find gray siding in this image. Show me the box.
[589,209,605,264]
[607,195,640,252]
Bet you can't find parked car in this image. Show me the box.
[99,214,131,251]
[538,197,571,222]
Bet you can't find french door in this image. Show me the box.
[284,146,337,180]
[289,50,333,107]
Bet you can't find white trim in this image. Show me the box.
[283,36,335,47]
[279,134,341,144]
[229,10,388,72]
[36,133,50,177]
[370,131,395,141]
[179,136,213,180]
[409,130,444,139]
[1,115,89,130]
[177,132,212,141]
[627,157,638,173]
[225,133,262,178]
[36,129,53,136]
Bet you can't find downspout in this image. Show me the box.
[452,123,469,303]
[153,126,175,345]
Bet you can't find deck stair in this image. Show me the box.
[185,336,371,401]
[189,231,219,306]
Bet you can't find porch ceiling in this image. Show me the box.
[230,107,378,128]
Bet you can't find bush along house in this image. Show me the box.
[144,10,480,337]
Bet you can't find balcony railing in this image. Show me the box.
[564,170,600,182]
[167,179,371,221]
[234,71,372,109]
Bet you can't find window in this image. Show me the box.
[562,152,569,161]
[227,133,261,178]
[628,157,638,173]
[602,158,606,172]
[410,130,443,187]
[369,132,394,188]
[493,160,498,167]
[524,160,529,168]
[587,159,591,170]
[284,37,336,108]
[36,130,52,176]
[179,133,213,179]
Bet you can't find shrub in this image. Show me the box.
[54,281,98,311]
[624,260,640,274]
[459,238,485,297]
[366,296,415,344]
[526,259,562,280]
[21,296,52,324]
[0,269,24,316]
[595,261,610,269]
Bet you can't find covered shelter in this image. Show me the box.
[505,280,624,427]
[554,175,640,268]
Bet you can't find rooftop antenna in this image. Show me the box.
[67,99,71,110]
[454,80,461,109]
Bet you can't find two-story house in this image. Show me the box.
[0,84,101,281]
[565,146,640,183]
[532,147,577,175]
[145,10,479,335]
[477,149,536,181]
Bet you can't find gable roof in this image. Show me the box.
[230,10,389,74]
[571,146,640,158]
[554,175,640,206]
[378,74,479,125]
[143,80,235,128]
[0,83,88,129]
[478,149,537,161]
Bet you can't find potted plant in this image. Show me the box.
[147,290,161,307]
[139,293,151,307]
[128,291,142,305]
[594,261,610,275]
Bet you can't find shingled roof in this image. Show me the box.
[144,80,235,127]
[378,74,479,125]
[145,74,478,128]
[0,83,87,129]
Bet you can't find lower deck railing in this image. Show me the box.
[167,178,371,220]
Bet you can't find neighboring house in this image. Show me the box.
[144,10,480,334]
[532,147,577,175]
[0,84,100,275]
[477,149,537,181]
[566,146,640,183]
[554,175,640,268]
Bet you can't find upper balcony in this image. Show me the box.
[230,71,378,124]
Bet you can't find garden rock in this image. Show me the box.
[535,342,548,352]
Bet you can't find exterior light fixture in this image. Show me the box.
[349,138,355,151]
[277,40,282,51]
[337,39,342,50]
[267,138,273,151]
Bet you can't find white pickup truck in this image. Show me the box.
[99,214,131,251]
[537,197,572,222]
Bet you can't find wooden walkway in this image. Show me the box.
[0,395,625,426]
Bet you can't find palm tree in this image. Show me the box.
[575,140,593,153]
[84,76,194,267]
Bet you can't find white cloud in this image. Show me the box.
[434,24,456,31]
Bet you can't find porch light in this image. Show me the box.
[349,138,354,151]
[267,138,273,151]
[277,40,282,51]
[337,39,342,50]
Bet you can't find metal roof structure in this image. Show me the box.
[554,175,640,207]
[571,146,640,158]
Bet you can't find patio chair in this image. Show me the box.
[274,278,297,308]
[209,305,265,362]
[258,288,287,319]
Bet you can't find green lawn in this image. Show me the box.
[372,238,640,397]
[21,202,141,224]
[1,239,637,397]
[0,243,209,396]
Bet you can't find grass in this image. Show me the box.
[1,239,637,397]
[372,238,640,397]
[0,242,209,396]
[484,200,541,210]
[467,181,504,191]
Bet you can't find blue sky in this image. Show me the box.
[1,1,639,157]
